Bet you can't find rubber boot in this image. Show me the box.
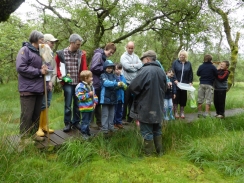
[169,107,175,120]
[153,135,163,156]
[42,108,54,133]
[36,110,45,137]
[174,104,179,119]
[180,106,185,119]
[143,139,154,156]
[163,107,169,121]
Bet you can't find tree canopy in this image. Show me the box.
[1,0,244,88]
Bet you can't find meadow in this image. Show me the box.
[1,81,244,183]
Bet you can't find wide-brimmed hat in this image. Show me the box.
[140,50,157,60]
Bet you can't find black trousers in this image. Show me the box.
[173,89,187,107]
[214,90,227,116]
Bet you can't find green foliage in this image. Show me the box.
[0,15,33,83]
[184,128,244,176]
[57,128,143,167]
[58,139,96,166]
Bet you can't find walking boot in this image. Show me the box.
[143,139,154,156]
[180,106,185,119]
[174,104,179,119]
[41,108,54,134]
[36,110,45,137]
[169,107,175,120]
[63,123,71,132]
[153,135,163,156]
[163,107,169,121]
[72,122,81,130]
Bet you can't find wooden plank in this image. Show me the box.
[37,136,57,148]
[65,129,81,138]
[53,130,72,140]
[45,133,66,145]
[5,125,135,150]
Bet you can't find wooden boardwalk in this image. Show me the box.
[35,126,103,149]
[5,125,132,150]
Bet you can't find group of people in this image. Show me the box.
[16,30,229,156]
[197,55,230,118]
[167,51,230,121]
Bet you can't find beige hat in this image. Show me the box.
[140,50,157,60]
[44,34,58,42]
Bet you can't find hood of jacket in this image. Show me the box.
[94,48,106,62]
[22,42,40,56]
[103,60,115,71]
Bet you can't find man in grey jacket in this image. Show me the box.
[120,41,142,123]
[129,50,167,156]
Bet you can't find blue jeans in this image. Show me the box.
[114,101,123,125]
[41,89,52,110]
[63,84,80,125]
[81,112,92,134]
[140,122,162,140]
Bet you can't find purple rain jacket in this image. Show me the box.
[90,48,107,90]
[16,42,44,94]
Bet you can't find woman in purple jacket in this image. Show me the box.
[16,30,48,141]
[90,43,116,129]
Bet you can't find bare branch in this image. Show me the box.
[36,0,73,34]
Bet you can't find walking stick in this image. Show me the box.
[43,74,50,143]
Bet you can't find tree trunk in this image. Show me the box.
[0,0,25,22]
[208,0,240,90]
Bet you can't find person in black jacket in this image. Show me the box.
[172,50,193,119]
[213,61,230,118]
[129,50,167,156]
[197,54,218,117]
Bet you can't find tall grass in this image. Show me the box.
[162,114,244,176]
[1,81,244,182]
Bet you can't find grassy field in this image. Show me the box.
[1,81,244,183]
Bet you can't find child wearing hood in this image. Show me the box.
[213,61,230,118]
[100,60,124,134]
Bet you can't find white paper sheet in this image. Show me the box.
[60,63,66,77]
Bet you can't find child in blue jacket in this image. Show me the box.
[100,60,124,134]
[114,63,127,129]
